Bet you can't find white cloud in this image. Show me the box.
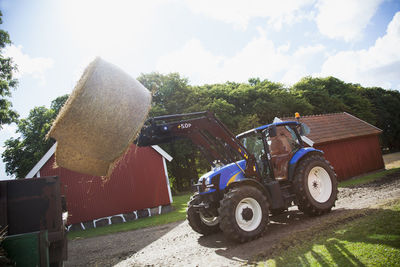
[278,43,291,53]
[60,0,161,57]
[0,123,18,135]
[0,124,19,149]
[4,45,54,84]
[316,0,383,41]
[281,66,309,85]
[182,0,315,30]
[156,29,326,85]
[221,29,290,81]
[294,44,325,58]
[156,39,224,84]
[320,12,400,89]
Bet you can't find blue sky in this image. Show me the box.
[0,0,399,179]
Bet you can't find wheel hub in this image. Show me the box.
[235,197,263,232]
[241,207,253,221]
[199,212,219,226]
[307,166,332,203]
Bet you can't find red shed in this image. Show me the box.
[282,112,384,180]
[26,144,173,228]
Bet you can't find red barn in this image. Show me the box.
[26,144,173,229]
[282,112,384,180]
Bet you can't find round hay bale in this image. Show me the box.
[48,57,152,176]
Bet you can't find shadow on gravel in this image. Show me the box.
[65,221,183,267]
[197,209,313,263]
[197,207,400,266]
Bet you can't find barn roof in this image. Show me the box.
[281,112,382,145]
[26,143,173,178]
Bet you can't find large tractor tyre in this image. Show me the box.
[187,197,220,236]
[218,185,269,243]
[293,154,338,216]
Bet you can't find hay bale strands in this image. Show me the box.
[47,57,151,177]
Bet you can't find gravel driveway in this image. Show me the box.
[65,171,400,267]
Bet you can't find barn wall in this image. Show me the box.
[40,145,171,225]
[315,135,384,180]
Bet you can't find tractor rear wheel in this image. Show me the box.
[219,185,269,243]
[187,196,220,236]
[293,154,338,216]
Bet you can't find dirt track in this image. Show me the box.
[66,171,400,267]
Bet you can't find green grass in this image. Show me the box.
[67,193,191,240]
[339,167,400,188]
[260,199,400,267]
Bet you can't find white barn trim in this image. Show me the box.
[26,143,173,178]
[26,143,57,178]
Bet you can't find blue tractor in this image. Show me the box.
[136,111,338,242]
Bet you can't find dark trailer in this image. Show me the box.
[0,176,67,266]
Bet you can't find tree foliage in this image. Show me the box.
[138,73,200,192]
[2,95,68,178]
[0,10,18,127]
[291,76,375,122]
[358,87,400,151]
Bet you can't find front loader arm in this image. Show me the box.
[135,111,260,179]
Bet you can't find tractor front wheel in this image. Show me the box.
[294,154,338,216]
[219,185,269,243]
[187,197,220,236]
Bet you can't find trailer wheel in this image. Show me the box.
[294,154,338,216]
[187,197,220,235]
[219,185,269,243]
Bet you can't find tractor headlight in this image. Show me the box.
[196,174,220,193]
[203,177,211,192]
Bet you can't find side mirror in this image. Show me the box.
[300,123,310,136]
[268,125,277,137]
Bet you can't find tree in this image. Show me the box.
[0,10,18,127]
[2,95,68,178]
[138,73,201,192]
[359,87,400,152]
[138,72,194,116]
[291,76,375,122]
[50,94,69,114]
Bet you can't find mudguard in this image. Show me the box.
[227,178,277,207]
[288,147,324,180]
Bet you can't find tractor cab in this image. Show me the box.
[237,120,308,182]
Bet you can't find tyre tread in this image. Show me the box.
[187,197,220,235]
[294,154,338,216]
[218,185,269,243]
